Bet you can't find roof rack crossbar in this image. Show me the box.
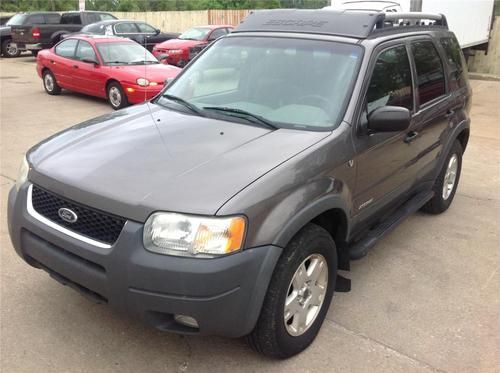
[380,12,448,28]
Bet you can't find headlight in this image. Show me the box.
[136,78,150,86]
[143,212,246,257]
[16,155,29,191]
[167,49,183,55]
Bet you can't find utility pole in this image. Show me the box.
[79,0,85,11]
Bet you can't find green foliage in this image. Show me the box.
[1,0,328,12]
[495,0,500,16]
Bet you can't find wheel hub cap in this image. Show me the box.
[284,254,328,337]
[44,75,54,91]
[109,87,121,107]
[442,153,458,200]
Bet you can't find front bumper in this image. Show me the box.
[8,183,282,337]
[122,83,163,104]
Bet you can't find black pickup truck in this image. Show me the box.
[11,11,115,55]
[1,12,61,57]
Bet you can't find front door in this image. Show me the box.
[72,40,106,97]
[352,43,421,225]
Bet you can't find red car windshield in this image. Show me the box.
[179,27,211,41]
[96,42,158,65]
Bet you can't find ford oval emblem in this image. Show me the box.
[58,207,78,223]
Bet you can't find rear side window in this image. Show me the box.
[440,36,467,89]
[411,41,446,105]
[114,22,139,34]
[61,14,81,24]
[45,14,61,24]
[208,28,227,40]
[28,14,45,24]
[55,39,78,58]
[367,45,413,113]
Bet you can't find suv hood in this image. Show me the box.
[28,103,329,222]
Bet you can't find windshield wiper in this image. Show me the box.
[106,61,131,65]
[203,106,278,130]
[160,94,206,117]
[129,60,159,65]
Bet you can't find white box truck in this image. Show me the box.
[327,0,496,52]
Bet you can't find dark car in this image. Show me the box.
[78,20,179,52]
[1,12,61,57]
[10,11,115,55]
[8,10,471,359]
[0,16,11,26]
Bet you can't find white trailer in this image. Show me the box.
[327,0,496,51]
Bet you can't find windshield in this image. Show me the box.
[6,14,28,26]
[96,42,158,65]
[179,27,211,41]
[162,37,363,130]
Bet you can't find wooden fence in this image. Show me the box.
[112,9,251,33]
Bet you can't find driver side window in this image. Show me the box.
[367,45,413,114]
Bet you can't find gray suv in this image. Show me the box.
[8,10,471,358]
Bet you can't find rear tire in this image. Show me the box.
[42,69,61,95]
[2,39,20,58]
[31,50,39,57]
[247,223,337,358]
[421,140,463,214]
[107,82,128,110]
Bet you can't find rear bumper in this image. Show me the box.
[8,183,282,337]
[16,43,44,51]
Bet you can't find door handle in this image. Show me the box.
[73,64,79,69]
[445,109,455,118]
[404,131,419,143]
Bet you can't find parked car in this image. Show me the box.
[1,12,61,58]
[11,11,116,56]
[0,15,11,26]
[8,9,471,359]
[36,35,180,109]
[152,24,233,67]
[75,20,180,52]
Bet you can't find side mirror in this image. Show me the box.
[155,28,161,35]
[367,106,410,132]
[81,57,98,65]
[164,77,174,86]
[159,54,169,62]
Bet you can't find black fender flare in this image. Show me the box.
[433,118,470,181]
[50,31,68,45]
[272,194,350,246]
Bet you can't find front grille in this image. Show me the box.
[31,185,126,245]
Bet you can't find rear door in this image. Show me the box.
[51,38,78,89]
[72,40,106,97]
[353,42,421,222]
[407,37,451,184]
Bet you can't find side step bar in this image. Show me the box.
[348,190,434,260]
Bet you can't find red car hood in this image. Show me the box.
[155,38,205,49]
[109,63,181,83]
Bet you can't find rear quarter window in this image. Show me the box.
[28,14,45,24]
[440,36,468,89]
[45,14,61,24]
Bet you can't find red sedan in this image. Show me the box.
[37,35,181,109]
[152,25,233,67]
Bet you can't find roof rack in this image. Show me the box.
[234,10,448,39]
[376,12,448,29]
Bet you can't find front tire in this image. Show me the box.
[42,69,61,95]
[422,140,463,214]
[107,82,128,110]
[247,223,337,358]
[2,39,20,58]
